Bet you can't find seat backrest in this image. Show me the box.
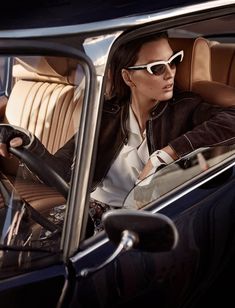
[4,56,85,154]
[210,42,235,87]
[169,37,235,107]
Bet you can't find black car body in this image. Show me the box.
[0,1,234,307]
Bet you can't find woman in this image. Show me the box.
[0,32,235,232]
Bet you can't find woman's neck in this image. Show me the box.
[130,97,158,134]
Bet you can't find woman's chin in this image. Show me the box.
[159,91,174,101]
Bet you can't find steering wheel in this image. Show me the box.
[9,146,69,199]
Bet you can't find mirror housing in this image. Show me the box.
[103,209,178,252]
[79,209,178,277]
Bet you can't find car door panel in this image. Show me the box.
[0,264,67,308]
[69,166,235,307]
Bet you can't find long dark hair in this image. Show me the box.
[109,32,168,102]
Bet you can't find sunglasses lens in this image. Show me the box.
[150,54,182,75]
[170,54,182,68]
[150,64,166,75]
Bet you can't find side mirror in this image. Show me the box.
[103,209,178,252]
[79,210,178,277]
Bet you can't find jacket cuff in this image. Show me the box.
[169,134,195,158]
[25,134,49,158]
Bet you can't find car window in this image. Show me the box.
[0,57,11,96]
[0,54,86,277]
[123,146,235,209]
[85,13,235,239]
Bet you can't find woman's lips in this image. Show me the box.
[163,83,173,91]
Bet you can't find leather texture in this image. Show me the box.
[1,56,84,213]
[5,56,85,154]
[169,37,235,106]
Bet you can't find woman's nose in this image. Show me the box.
[164,64,175,79]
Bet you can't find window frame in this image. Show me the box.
[0,39,98,263]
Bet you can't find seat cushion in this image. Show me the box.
[11,177,66,214]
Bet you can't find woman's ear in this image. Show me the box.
[122,69,136,87]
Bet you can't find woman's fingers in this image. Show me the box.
[0,143,10,158]
[0,137,23,158]
[10,137,23,147]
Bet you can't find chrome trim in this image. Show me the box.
[71,158,235,262]
[61,74,102,258]
[0,0,233,38]
[62,33,120,258]
[61,70,102,262]
[83,33,121,76]
[71,237,109,262]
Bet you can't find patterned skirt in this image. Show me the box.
[89,199,111,234]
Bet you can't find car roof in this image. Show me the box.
[1,0,213,30]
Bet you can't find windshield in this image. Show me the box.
[123,146,235,209]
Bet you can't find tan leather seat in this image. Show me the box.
[210,42,235,88]
[169,37,235,106]
[5,56,85,154]
[1,56,85,213]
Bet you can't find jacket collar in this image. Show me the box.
[149,87,187,119]
[150,100,169,119]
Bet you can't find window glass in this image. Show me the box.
[0,57,11,95]
[0,55,86,277]
[123,146,235,209]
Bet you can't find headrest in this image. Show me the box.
[169,37,211,91]
[169,37,235,106]
[210,43,235,87]
[13,56,84,86]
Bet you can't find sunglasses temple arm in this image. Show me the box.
[128,67,146,71]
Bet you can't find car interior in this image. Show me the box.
[169,36,235,106]
[0,55,85,214]
[0,31,235,228]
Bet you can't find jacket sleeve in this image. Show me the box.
[27,135,75,182]
[169,100,235,158]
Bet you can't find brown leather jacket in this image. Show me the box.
[30,89,235,188]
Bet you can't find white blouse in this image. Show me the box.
[90,105,149,208]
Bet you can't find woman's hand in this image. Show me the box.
[138,146,178,181]
[0,124,30,158]
[0,137,23,158]
[138,159,154,181]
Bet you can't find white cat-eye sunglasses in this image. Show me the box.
[127,50,184,76]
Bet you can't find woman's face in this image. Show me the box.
[125,38,176,104]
